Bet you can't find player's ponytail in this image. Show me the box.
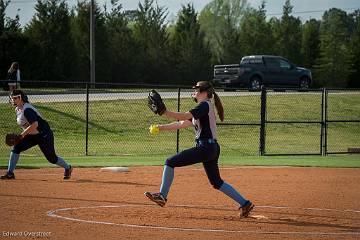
[193,81,225,122]
[213,92,224,122]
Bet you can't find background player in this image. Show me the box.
[1,90,72,180]
[145,81,254,218]
[7,62,21,91]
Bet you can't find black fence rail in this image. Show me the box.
[325,90,360,154]
[0,81,359,157]
[255,88,360,155]
[260,88,325,155]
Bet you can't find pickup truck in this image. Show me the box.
[212,55,312,91]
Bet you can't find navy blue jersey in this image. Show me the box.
[7,71,17,80]
[16,103,51,135]
[7,70,20,81]
[189,100,217,140]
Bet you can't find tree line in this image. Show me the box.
[0,0,359,87]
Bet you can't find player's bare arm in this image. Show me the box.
[21,121,38,138]
[158,120,192,131]
[163,110,193,121]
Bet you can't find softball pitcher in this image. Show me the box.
[1,90,72,180]
[145,81,254,218]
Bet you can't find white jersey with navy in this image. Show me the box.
[15,103,51,135]
[189,100,217,140]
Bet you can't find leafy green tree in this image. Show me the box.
[132,0,172,84]
[105,0,139,83]
[272,0,302,62]
[268,16,281,56]
[0,0,28,79]
[71,0,111,83]
[70,1,89,82]
[0,0,20,34]
[0,0,9,35]
[24,0,77,82]
[348,10,360,87]
[170,3,212,85]
[314,8,353,87]
[301,19,320,68]
[239,1,273,55]
[199,0,249,64]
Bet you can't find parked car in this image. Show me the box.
[212,55,312,91]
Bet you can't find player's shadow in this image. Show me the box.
[11,177,155,186]
[250,216,360,232]
[176,214,360,233]
[165,205,360,231]
[35,105,118,134]
[0,193,155,206]
[254,209,360,221]
[74,178,155,186]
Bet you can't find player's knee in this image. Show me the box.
[164,158,175,168]
[11,149,21,154]
[12,144,25,154]
[46,154,58,164]
[210,179,224,190]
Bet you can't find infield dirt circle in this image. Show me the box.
[1,166,360,240]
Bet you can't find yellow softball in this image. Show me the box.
[149,124,160,135]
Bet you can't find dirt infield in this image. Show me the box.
[1,166,360,240]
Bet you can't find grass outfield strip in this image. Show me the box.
[1,92,359,157]
[0,155,359,169]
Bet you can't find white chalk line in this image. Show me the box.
[46,204,360,236]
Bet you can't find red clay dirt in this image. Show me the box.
[1,166,360,240]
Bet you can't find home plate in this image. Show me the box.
[249,215,268,219]
[100,167,129,172]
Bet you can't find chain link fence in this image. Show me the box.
[264,89,324,155]
[0,81,359,158]
[325,90,360,154]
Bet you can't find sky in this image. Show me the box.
[5,0,360,28]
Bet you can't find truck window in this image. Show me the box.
[241,59,249,64]
[241,58,263,65]
[264,58,280,68]
[250,58,263,64]
[279,59,291,69]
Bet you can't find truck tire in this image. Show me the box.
[299,77,310,90]
[249,76,261,91]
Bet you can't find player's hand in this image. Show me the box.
[149,124,160,135]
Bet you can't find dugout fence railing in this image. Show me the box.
[0,80,359,157]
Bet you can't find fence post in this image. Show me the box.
[176,88,181,153]
[85,83,89,156]
[259,86,267,155]
[324,88,328,155]
[320,88,325,156]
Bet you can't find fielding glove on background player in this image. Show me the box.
[148,90,166,115]
[5,133,22,146]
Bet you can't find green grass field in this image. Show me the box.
[0,155,359,168]
[0,90,359,163]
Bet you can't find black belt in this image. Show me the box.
[196,139,217,145]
